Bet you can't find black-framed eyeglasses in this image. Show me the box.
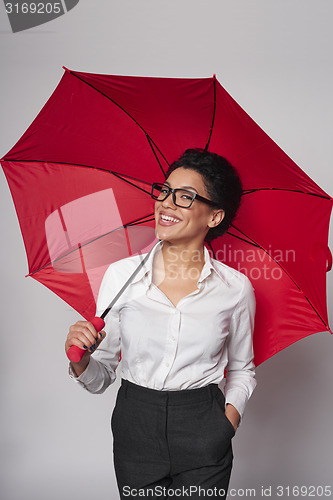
[151,183,217,208]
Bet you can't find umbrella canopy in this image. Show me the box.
[1,67,332,366]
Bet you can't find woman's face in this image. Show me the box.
[154,167,224,246]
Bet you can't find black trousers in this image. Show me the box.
[111,379,235,499]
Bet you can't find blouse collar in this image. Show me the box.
[129,239,230,287]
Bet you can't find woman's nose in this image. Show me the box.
[161,191,176,209]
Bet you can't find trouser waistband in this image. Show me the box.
[120,378,221,406]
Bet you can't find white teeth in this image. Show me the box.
[160,214,180,223]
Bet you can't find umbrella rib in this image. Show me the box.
[145,134,168,177]
[124,217,156,227]
[243,187,332,201]
[27,214,155,276]
[204,74,216,151]
[3,159,332,208]
[65,69,170,176]
[231,224,331,330]
[1,158,155,196]
[105,170,153,195]
[225,231,261,248]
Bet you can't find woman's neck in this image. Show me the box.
[154,240,206,281]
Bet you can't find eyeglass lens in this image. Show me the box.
[152,185,194,208]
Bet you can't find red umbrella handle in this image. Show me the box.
[67,317,106,363]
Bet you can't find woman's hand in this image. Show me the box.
[65,320,106,377]
[225,403,240,432]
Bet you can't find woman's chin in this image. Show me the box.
[156,226,178,242]
[155,232,185,248]
[155,225,172,241]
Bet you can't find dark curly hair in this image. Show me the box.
[166,148,243,241]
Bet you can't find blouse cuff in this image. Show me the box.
[224,389,249,427]
[68,357,99,387]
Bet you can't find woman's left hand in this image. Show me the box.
[225,403,240,432]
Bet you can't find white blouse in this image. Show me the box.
[69,240,257,421]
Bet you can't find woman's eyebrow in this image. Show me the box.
[181,186,198,193]
[163,181,198,193]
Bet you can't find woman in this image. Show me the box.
[66,148,256,499]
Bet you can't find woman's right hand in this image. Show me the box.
[65,320,106,377]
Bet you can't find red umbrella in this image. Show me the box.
[1,67,332,366]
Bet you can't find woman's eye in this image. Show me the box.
[181,194,192,200]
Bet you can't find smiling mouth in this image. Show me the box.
[159,214,181,223]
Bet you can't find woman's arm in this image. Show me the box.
[67,264,122,394]
[224,276,257,427]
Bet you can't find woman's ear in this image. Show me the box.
[208,209,225,229]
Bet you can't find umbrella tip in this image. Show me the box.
[213,73,216,79]
[62,66,70,72]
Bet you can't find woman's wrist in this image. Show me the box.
[225,403,240,431]
[70,357,90,377]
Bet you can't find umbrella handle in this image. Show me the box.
[66,317,106,363]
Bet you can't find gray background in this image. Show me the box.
[1,1,333,499]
